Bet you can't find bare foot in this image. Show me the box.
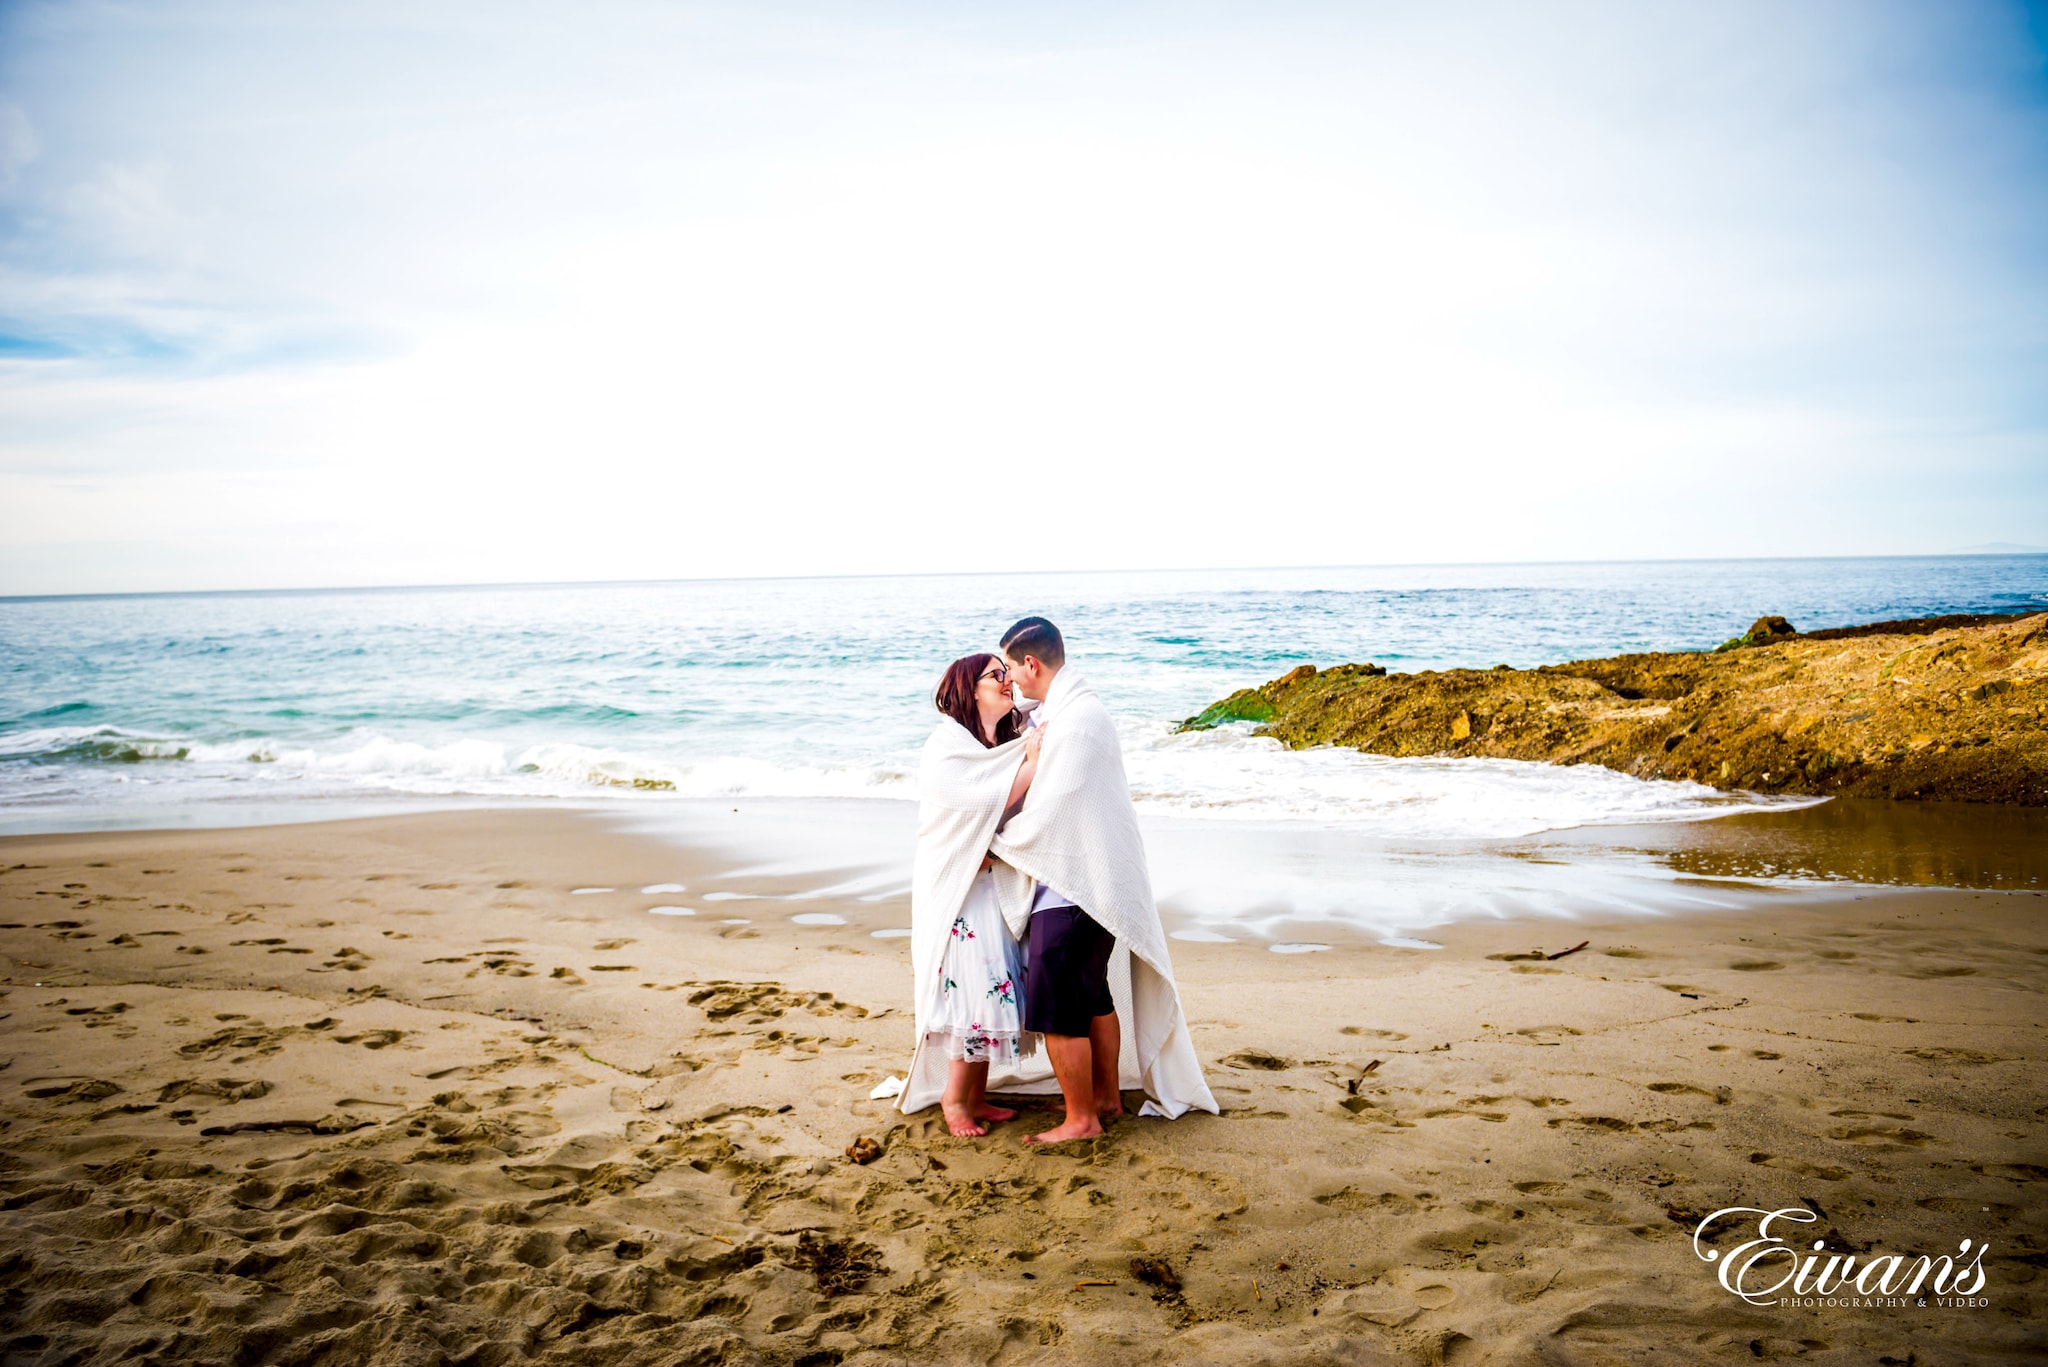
[1098,1093,1125,1122]
[1026,1116,1103,1144]
[941,1103,987,1137]
[973,1102,1017,1124]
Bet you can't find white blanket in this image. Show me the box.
[990,672,1218,1119]
[898,715,1038,1114]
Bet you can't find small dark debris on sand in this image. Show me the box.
[781,1230,887,1295]
[1131,1257,1182,1292]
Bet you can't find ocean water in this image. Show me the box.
[3,555,2044,840]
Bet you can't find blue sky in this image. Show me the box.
[2,1,2045,593]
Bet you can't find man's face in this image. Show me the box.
[1002,651,1051,702]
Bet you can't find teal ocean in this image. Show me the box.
[3,556,2044,839]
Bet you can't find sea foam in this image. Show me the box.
[0,718,1813,842]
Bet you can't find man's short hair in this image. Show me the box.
[1000,616,1065,669]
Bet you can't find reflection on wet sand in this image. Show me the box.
[1538,796,2048,889]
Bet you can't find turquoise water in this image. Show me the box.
[3,555,2043,836]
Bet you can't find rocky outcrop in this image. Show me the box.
[1180,612,2048,804]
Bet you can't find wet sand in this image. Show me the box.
[1,807,2043,1365]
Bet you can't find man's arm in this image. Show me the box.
[997,725,1045,829]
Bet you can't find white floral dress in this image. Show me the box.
[923,868,1032,1064]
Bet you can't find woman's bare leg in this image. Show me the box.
[968,1064,1017,1123]
[942,1059,991,1136]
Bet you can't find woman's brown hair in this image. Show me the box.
[936,652,1021,748]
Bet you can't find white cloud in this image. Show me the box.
[0,0,2043,592]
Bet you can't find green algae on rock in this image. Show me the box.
[1180,612,2048,805]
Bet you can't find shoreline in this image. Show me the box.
[9,788,2042,939]
[2,805,2042,1363]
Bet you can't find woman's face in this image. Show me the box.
[973,660,1011,714]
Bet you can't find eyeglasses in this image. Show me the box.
[978,666,1010,684]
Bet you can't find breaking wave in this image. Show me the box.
[0,721,1813,840]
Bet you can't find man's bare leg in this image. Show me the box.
[1027,1033,1103,1143]
[1089,1011,1123,1121]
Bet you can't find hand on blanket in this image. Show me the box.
[1022,724,1045,760]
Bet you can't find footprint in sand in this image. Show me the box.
[1515,1025,1583,1041]
[177,1023,295,1061]
[1920,1196,2019,1216]
[332,1029,405,1049]
[1748,1151,1851,1181]
[467,954,537,978]
[1905,1047,2002,1064]
[158,1078,272,1103]
[23,1078,122,1102]
[686,981,867,1022]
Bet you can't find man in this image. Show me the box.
[990,616,1216,1142]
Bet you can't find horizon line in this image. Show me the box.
[3,548,2046,606]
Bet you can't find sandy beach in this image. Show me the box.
[2,807,2042,1365]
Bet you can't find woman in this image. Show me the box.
[900,652,1044,1136]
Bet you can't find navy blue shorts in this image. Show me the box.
[1023,905,1116,1037]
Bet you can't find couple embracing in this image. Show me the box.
[899,617,1216,1142]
